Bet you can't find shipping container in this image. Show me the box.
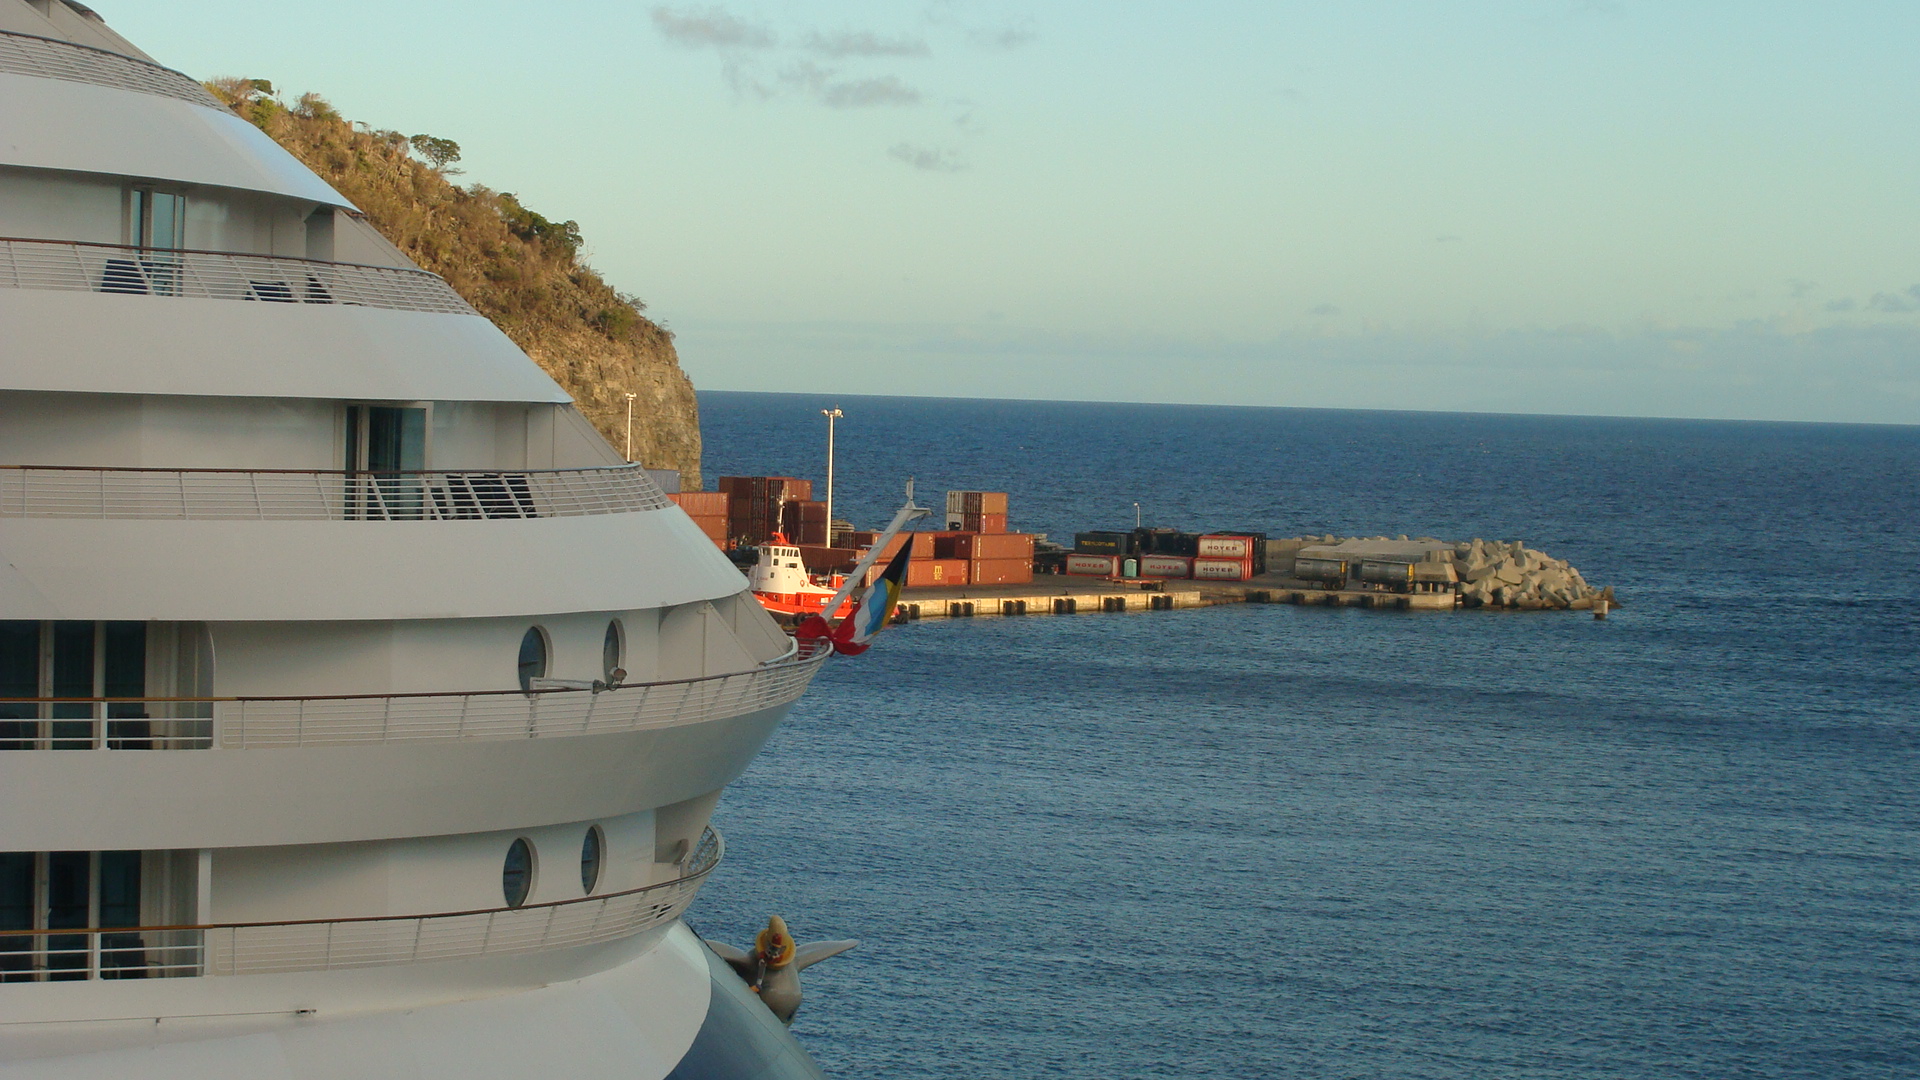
[1293,557,1348,584]
[1074,531,1132,556]
[1139,554,1193,579]
[1192,556,1253,581]
[963,512,1008,534]
[1358,560,1415,590]
[968,557,1033,586]
[947,491,1009,516]
[1135,528,1199,556]
[935,532,1035,562]
[1196,534,1256,559]
[1066,553,1120,576]
[668,491,728,517]
[905,559,970,588]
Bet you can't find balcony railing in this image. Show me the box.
[0,463,675,520]
[0,30,224,109]
[0,828,722,981]
[0,640,829,751]
[0,237,474,315]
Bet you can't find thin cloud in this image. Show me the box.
[969,26,1036,49]
[1825,298,1858,312]
[1787,278,1817,298]
[1310,304,1340,316]
[889,143,966,172]
[1866,285,1920,314]
[824,76,922,108]
[807,31,929,57]
[650,6,775,49]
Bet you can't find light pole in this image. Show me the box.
[821,407,843,540]
[1134,502,1142,529]
[623,392,637,462]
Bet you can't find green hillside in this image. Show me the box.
[207,81,702,485]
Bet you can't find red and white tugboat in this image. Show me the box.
[749,534,856,619]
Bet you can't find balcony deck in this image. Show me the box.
[0,639,829,751]
[0,237,472,314]
[0,829,722,982]
[0,464,675,520]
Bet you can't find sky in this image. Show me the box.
[95,2,1920,423]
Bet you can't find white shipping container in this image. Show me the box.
[1196,535,1254,558]
[1140,555,1193,578]
[946,491,968,516]
[1065,553,1119,576]
[1192,556,1253,581]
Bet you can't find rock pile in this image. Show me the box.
[1451,539,1614,610]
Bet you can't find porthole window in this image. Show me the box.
[517,626,548,693]
[602,620,625,684]
[581,825,604,894]
[502,837,536,908]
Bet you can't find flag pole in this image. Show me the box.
[817,479,929,627]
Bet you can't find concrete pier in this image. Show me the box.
[889,576,1460,621]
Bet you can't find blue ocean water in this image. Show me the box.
[690,393,1920,1079]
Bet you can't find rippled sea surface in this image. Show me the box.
[691,393,1920,1079]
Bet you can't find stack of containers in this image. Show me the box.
[935,532,1034,585]
[779,500,830,546]
[1193,534,1258,581]
[667,491,728,548]
[945,491,1009,533]
[717,476,812,545]
[858,532,970,589]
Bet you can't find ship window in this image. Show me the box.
[517,627,549,693]
[580,826,603,894]
[602,621,625,683]
[502,838,535,908]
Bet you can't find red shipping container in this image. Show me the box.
[1140,554,1193,579]
[1066,553,1119,576]
[1197,534,1255,559]
[1193,556,1253,581]
[905,559,969,587]
[962,512,1009,534]
[669,491,728,516]
[969,557,1033,586]
[938,532,1034,561]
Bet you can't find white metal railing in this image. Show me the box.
[0,464,675,520]
[0,30,224,108]
[0,640,830,751]
[0,237,474,315]
[0,829,722,981]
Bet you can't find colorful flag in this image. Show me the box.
[830,536,912,655]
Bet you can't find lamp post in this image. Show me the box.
[623,392,637,462]
[821,407,843,540]
[1134,502,1142,529]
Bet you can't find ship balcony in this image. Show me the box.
[0,237,471,314]
[0,638,828,752]
[0,29,221,108]
[0,828,720,983]
[0,464,673,520]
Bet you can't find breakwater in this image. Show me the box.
[1274,535,1616,610]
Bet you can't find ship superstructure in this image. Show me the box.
[0,3,830,1075]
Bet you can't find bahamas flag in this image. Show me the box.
[831,537,912,656]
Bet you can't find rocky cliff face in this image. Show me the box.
[208,83,702,486]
